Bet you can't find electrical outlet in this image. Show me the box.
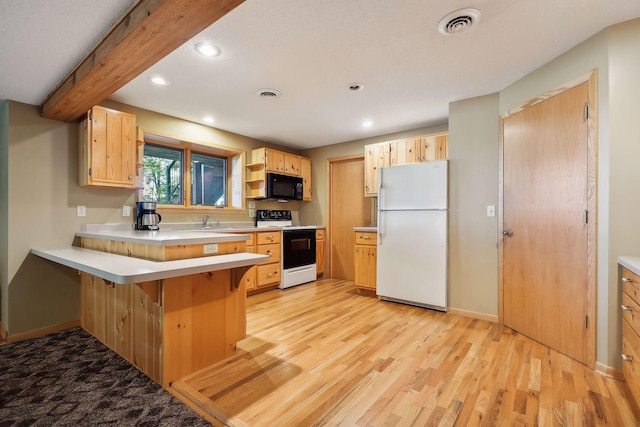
[122,205,131,217]
[248,208,256,218]
[487,205,496,217]
[203,244,219,255]
[77,205,87,217]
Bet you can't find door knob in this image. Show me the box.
[501,229,513,237]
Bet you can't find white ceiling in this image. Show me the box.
[2,1,640,150]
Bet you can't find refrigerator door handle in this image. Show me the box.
[378,168,383,209]
[378,212,383,245]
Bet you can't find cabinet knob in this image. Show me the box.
[622,353,634,363]
[128,175,133,180]
[361,235,370,239]
[266,250,272,255]
[623,277,633,283]
[622,304,633,312]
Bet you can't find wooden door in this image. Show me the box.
[329,156,373,280]
[502,81,591,365]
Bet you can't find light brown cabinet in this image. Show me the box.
[364,132,447,197]
[300,157,312,201]
[316,228,325,276]
[247,147,312,200]
[621,267,640,407]
[255,231,281,289]
[354,231,377,292]
[79,105,137,188]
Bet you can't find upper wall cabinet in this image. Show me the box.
[364,132,447,197]
[79,106,137,188]
[246,147,312,201]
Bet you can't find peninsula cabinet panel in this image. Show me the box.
[79,105,136,188]
[162,269,245,388]
[80,273,162,384]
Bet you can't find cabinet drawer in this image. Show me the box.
[257,264,281,286]
[622,292,640,337]
[623,267,640,306]
[256,243,280,264]
[257,231,281,245]
[355,232,377,246]
[622,319,640,406]
[316,229,325,240]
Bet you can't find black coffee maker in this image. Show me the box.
[135,201,162,230]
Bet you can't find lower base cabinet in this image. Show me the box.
[354,231,377,292]
[621,266,640,407]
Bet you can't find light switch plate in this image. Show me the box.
[77,205,87,217]
[122,205,131,217]
[487,205,496,217]
[248,201,256,209]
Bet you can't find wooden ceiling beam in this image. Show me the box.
[40,0,245,122]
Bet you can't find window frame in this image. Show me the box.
[138,129,246,213]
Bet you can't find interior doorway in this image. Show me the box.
[500,72,597,367]
[328,155,373,281]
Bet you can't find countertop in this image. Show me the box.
[32,247,269,284]
[354,227,377,232]
[77,223,326,245]
[619,256,640,276]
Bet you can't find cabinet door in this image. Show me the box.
[419,136,438,162]
[284,154,301,176]
[355,245,376,291]
[390,138,421,166]
[364,142,390,197]
[82,106,136,188]
[316,235,325,275]
[300,157,312,201]
[435,134,448,160]
[265,148,285,173]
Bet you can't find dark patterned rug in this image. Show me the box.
[0,327,211,426]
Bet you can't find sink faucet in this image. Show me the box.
[202,214,211,229]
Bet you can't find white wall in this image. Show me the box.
[448,94,500,316]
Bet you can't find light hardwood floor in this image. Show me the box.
[172,279,638,426]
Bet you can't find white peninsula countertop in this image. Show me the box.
[76,228,251,246]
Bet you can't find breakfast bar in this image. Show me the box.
[32,228,268,388]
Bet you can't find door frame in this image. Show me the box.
[498,69,598,368]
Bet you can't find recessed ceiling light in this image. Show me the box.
[362,120,373,128]
[194,42,221,57]
[349,83,365,91]
[151,75,169,86]
[202,116,214,124]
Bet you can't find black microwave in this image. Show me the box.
[266,173,303,200]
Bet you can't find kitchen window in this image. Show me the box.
[141,130,244,211]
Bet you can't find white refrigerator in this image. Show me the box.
[376,160,448,311]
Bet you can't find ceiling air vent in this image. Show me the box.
[257,88,281,99]
[438,8,481,35]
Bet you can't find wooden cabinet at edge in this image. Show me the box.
[231,231,281,293]
[247,147,312,201]
[79,106,137,188]
[364,133,447,197]
[354,231,377,292]
[316,229,325,276]
[620,266,640,408]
